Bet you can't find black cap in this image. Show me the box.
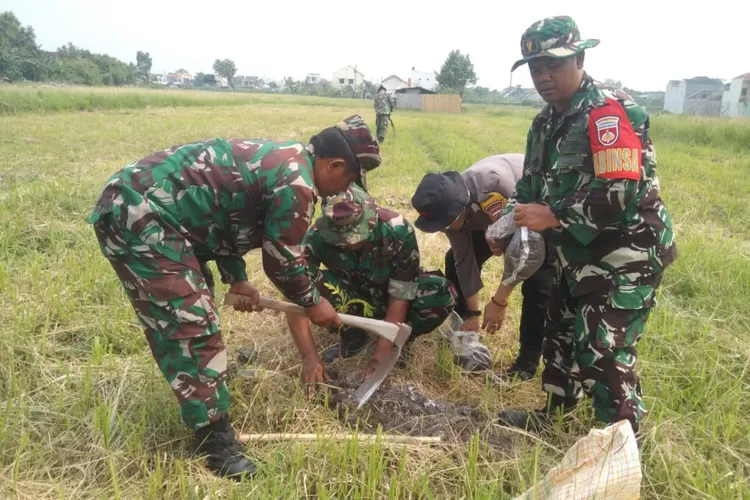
[411,171,470,232]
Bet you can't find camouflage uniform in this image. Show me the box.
[373,90,392,142]
[88,116,380,431]
[502,17,677,429]
[304,184,456,338]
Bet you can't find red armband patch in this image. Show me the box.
[588,98,641,181]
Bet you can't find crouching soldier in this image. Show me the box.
[285,184,457,388]
[88,115,380,480]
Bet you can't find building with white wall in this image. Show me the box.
[664,76,724,115]
[410,67,438,91]
[721,73,750,118]
[381,74,407,94]
[331,66,365,89]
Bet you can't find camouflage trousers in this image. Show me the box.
[375,114,390,141]
[93,214,229,431]
[314,269,456,340]
[542,273,663,428]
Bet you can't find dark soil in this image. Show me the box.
[323,368,511,449]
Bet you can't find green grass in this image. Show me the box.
[0,84,371,116]
[1,86,749,498]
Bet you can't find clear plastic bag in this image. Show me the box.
[436,312,492,372]
[485,211,546,287]
[451,330,492,372]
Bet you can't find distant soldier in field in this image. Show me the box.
[496,16,677,435]
[411,153,554,381]
[373,85,393,143]
[88,115,380,480]
[286,184,456,383]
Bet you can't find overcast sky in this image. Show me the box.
[6,0,749,91]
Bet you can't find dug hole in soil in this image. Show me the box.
[321,366,511,450]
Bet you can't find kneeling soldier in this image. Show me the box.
[286,184,457,387]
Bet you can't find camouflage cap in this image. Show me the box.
[318,183,378,246]
[334,114,381,191]
[511,16,599,72]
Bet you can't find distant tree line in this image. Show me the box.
[0,11,148,86]
[2,10,494,106]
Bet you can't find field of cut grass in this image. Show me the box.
[0,84,375,116]
[1,85,749,498]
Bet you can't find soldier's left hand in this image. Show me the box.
[482,300,508,334]
[514,204,561,232]
[362,357,381,380]
[362,339,393,380]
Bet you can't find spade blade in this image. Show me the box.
[353,348,400,410]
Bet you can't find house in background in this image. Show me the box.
[499,85,543,103]
[684,89,723,116]
[166,71,193,87]
[305,73,321,84]
[332,65,365,89]
[233,75,261,89]
[663,76,724,115]
[721,73,750,117]
[381,74,408,94]
[410,67,438,91]
[151,73,167,85]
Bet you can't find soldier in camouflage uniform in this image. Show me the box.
[285,184,456,383]
[373,85,393,143]
[88,115,380,479]
[496,17,677,435]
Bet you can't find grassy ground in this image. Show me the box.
[0,85,373,116]
[1,86,749,498]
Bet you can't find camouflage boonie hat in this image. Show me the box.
[334,114,381,191]
[319,184,378,246]
[511,16,599,72]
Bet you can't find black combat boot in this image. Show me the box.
[322,327,369,364]
[501,351,541,381]
[497,394,578,432]
[194,414,257,480]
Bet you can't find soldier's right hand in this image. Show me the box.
[305,298,342,329]
[228,281,263,312]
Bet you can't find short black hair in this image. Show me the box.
[309,127,358,175]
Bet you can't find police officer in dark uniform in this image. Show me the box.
[411,153,554,380]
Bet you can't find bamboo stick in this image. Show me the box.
[238,433,441,445]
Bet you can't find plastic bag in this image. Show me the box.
[513,420,642,500]
[436,312,492,372]
[485,211,518,256]
[485,211,546,287]
[450,330,492,372]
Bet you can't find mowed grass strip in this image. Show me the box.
[0,89,749,498]
[0,84,372,116]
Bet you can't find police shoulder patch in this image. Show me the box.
[588,98,642,181]
[479,192,508,221]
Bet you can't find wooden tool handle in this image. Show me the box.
[224,293,400,343]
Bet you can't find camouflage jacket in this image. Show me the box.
[88,138,320,307]
[503,74,677,297]
[374,92,392,115]
[303,208,420,303]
